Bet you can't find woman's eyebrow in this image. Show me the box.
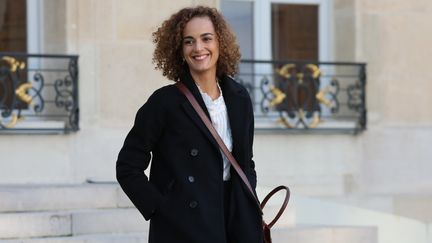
[183,33,214,40]
[201,33,214,37]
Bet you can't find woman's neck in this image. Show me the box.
[191,71,220,100]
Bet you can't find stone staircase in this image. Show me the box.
[0,183,377,243]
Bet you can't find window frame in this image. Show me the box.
[253,0,333,62]
[27,0,43,54]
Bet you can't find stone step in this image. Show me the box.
[257,174,348,197]
[0,205,293,239]
[0,226,377,243]
[71,209,147,235]
[0,183,289,214]
[0,233,147,243]
[317,193,432,223]
[0,209,146,239]
[271,225,377,243]
[0,183,132,213]
[0,211,70,240]
[1,207,376,243]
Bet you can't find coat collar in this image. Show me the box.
[179,72,249,163]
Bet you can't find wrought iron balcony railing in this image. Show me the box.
[236,60,366,133]
[0,53,79,133]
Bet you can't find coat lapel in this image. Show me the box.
[179,73,220,151]
[219,75,249,164]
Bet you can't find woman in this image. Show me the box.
[116,6,263,243]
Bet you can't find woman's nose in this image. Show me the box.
[193,40,203,51]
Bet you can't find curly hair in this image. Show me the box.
[152,6,241,81]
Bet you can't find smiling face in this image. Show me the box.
[182,16,219,78]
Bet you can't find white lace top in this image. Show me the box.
[196,82,232,181]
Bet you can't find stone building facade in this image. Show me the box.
[1,0,431,233]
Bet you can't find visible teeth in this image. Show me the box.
[194,55,207,60]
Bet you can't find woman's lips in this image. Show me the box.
[192,54,209,61]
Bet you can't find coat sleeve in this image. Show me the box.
[247,95,257,190]
[116,90,166,220]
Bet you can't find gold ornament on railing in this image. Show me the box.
[15,82,33,105]
[0,56,27,129]
[1,114,19,129]
[271,63,326,128]
[2,56,25,72]
[270,86,286,106]
[277,64,296,79]
[316,87,332,108]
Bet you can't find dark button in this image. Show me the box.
[189,200,198,209]
[190,148,199,156]
[188,176,195,183]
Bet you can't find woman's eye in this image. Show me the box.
[183,39,194,45]
[203,37,212,42]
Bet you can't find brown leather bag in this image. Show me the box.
[176,82,290,243]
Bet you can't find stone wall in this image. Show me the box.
[0,0,219,183]
[1,1,431,224]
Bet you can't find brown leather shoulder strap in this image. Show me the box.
[176,82,291,229]
[176,82,262,209]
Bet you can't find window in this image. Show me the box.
[272,3,318,61]
[221,0,331,61]
[0,0,27,110]
[0,0,27,52]
[220,0,366,133]
[0,1,78,133]
[222,0,330,117]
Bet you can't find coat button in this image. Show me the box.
[188,176,195,183]
[190,148,199,156]
[189,201,198,209]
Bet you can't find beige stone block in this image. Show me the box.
[333,0,356,62]
[361,12,432,123]
[77,0,96,41]
[0,135,73,184]
[360,10,432,123]
[114,0,197,40]
[74,0,115,42]
[70,127,126,182]
[194,0,218,7]
[116,186,134,208]
[98,41,170,123]
[71,209,147,235]
[65,0,79,53]
[0,184,118,213]
[94,0,115,41]
[1,233,147,243]
[254,134,361,177]
[76,43,99,125]
[270,226,377,243]
[334,0,355,11]
[394,195,432,222]
[0,212,71,239]
[333,14,356,61]
[384,85,431,123]
[320,195,394,214]
[360,0,431,13]
[359,13,387,123]
[43,0,67,53]
[360,127,432,194]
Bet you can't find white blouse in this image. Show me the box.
[196,82,232,181]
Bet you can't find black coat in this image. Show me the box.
[116,72,263,243]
